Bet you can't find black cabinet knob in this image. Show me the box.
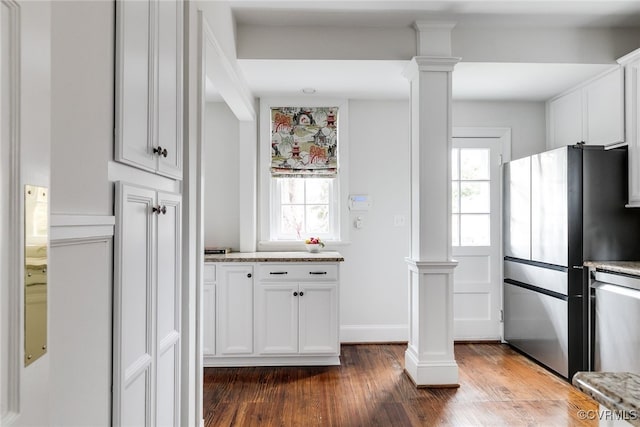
[293,291,298,296]
[299,291,304,296]
[247,273,252,278]
[153,146,168,158]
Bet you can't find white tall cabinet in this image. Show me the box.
[619,49,640,207]
[114,183,182,426]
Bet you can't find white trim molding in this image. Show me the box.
[50,215,115,242]
[1,0,21,423]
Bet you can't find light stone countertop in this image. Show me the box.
[573,372,640,426]
[584,261,640,277]
[204,251,344,263]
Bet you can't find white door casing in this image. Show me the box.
[452,129,511,341]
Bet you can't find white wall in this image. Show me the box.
[49,1,114,425]
[453,100,547,159]
[204,102,241,250]
[339,100,412,342]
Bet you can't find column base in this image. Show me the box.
[404,347,459,388]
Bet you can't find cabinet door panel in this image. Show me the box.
[156,0,183,179]
[256,284,298,354]
[114,183,156,426]
[203,284,216,356]
[155,191,181,425]
[115,0,154,172]
[549,90,583,148]
[218,265,254,354]
[585,67,624,146]
[628,59,640,206]
[299,283,338,354]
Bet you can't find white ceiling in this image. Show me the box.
[231,0,640,28]
[237,60,615,101]
[203,1,640,103]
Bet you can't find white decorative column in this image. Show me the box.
[404,22,460,388]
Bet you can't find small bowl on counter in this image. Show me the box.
[305,244,322,253]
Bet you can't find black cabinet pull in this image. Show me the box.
[152,205,166,215]
[299,291,304,296]
[153,146,168,157]
[247,273,252,278]
[293,291,298,296]
[269,271,288,275]
[309,271,327,275]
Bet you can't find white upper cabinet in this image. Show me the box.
[115,0,183,180]
[547,66,624,149]
[619,49,640,207]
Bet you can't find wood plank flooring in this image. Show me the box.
[203,343,598,426]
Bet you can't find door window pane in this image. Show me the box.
[460,149,489,180]
[460,215,490,246]
[452,148,459,180]
[452,183,460,214]
[452,214,460,246]
[460,182,490,213]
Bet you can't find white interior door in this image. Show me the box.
[452,137,503,340]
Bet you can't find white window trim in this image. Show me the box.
[258,97,350,251]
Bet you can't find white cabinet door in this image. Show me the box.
[155,191,181,426]
[115,0,154,173]
[625,54,640,206]
[203,264,216,356]
[585,67,625,146]
[202,284,216,356]
[115,0,183,179]
[114,183,182,426]
[114,183,156,427]
[256,283,298,354]
[548,89,583,149]
[156,0,183,178]
[218,265,254,354]
[299,283,339,354]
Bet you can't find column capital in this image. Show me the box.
[403,56,462,81]
[413,20,457,56]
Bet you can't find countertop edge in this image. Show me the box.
[204,251,344,263]
[584,261,640,277]
[573,372,640,426]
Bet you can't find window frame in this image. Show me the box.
[258,98,349,250]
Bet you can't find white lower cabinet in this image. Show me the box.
[217,264,254,354]
[203,261,340,367]
[257,282,338,355]
[202,264,216,356]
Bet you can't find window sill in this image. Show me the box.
[257,240,350,252]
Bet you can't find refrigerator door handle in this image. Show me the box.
[572,265,584,269]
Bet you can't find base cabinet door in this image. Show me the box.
[217,265,254,354]
[299,284,339,354]
[256,283,298,354]
[114,183,182,426]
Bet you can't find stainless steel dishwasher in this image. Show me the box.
[590,271,640,373]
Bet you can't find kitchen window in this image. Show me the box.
[258,99,349,248]
[272,177,338,240]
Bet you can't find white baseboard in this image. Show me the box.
[340,324,408,343]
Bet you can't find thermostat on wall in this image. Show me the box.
[348,194,372,211]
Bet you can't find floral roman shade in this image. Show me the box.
[270,107,338,177]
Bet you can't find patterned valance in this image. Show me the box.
[270,107,338,177]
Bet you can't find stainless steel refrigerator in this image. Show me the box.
[503,145,640,379]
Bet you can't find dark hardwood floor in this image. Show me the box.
[203,343,597,426]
